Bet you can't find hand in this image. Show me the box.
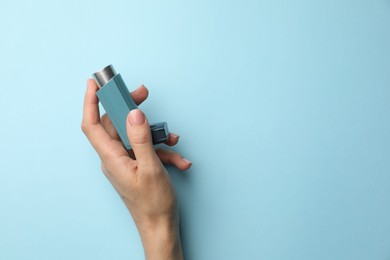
[99,81,191,171]
[81,79,190,260]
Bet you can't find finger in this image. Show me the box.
[131,85,149,105]
[164,133,180,146]
[100,85,149,140]
[155,148,192,170]
[82,79,128,160]
[126,109,158,167]
[101,114,120,140]
[82,79,101,125]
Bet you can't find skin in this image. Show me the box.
[81,79,191,260]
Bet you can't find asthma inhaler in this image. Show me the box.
[93,65,169,150]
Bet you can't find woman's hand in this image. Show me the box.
[81,79,190,260]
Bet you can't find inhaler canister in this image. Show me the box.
[93,65,169,150]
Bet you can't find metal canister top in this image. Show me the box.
[93,64,117,88]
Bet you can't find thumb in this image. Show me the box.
[126,109,157,166]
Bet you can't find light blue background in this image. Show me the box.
[0,0,389,259]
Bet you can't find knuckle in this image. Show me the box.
[81,122,89,134]
[140,161,164,176]
[100,162,111,177]
[130,132,150,145]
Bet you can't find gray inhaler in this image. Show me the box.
[93,65,169,150]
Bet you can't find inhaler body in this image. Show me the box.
[93,65,169,150]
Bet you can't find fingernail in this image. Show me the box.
[182,158,192,165]
[170,133,180,139]
[129,109,146,125]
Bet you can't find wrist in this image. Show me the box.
[138,216,183,260]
